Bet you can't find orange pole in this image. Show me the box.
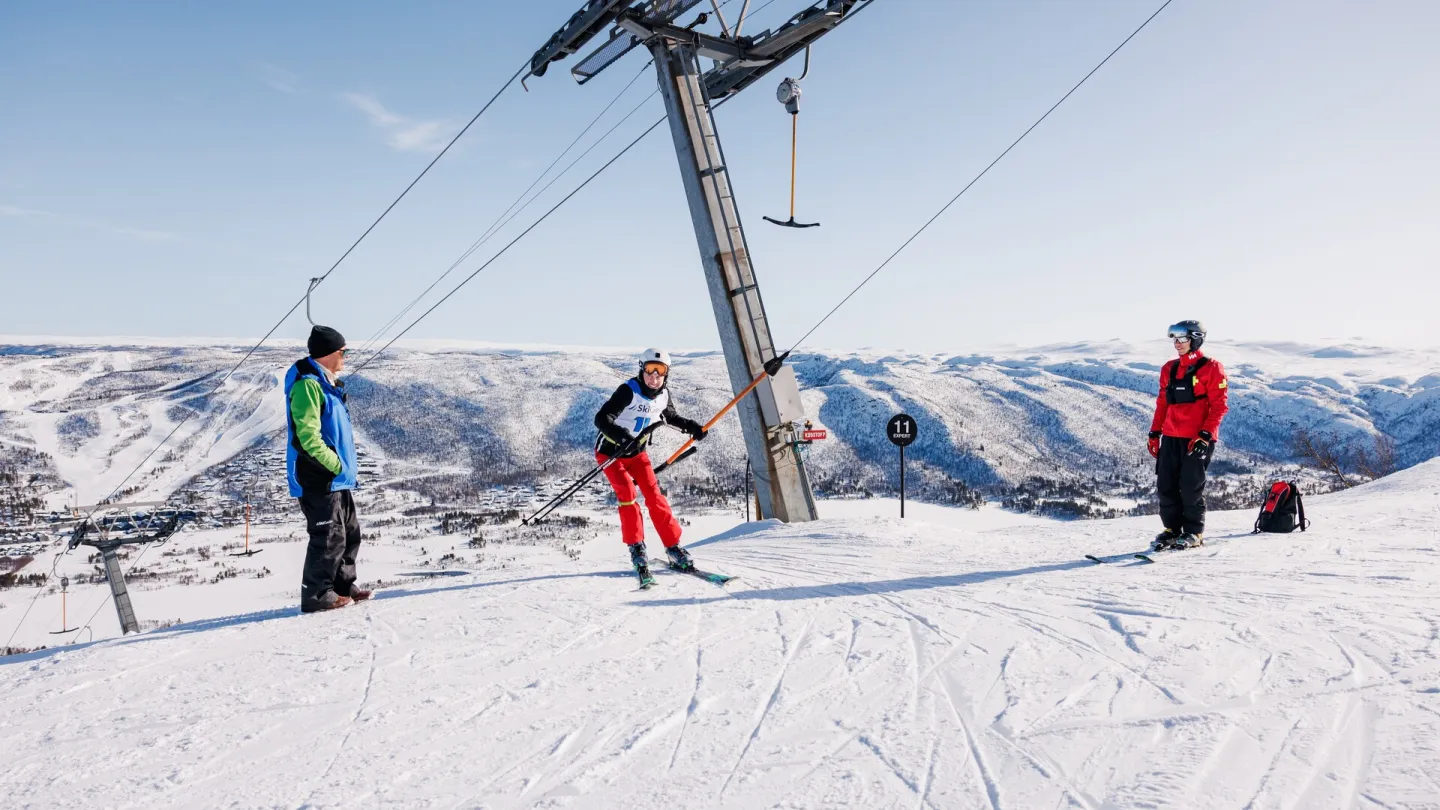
[660,368,770,468]
[789,114,798,219]
[244,503,251,553]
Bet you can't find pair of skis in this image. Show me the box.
[1085,552,1164,565]
[637,560,738,590]
[1085,539,1211,565]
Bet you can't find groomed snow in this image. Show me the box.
[2,465,1439,808]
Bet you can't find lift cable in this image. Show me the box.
[3,60,529,651]
[355,60,657,359]
[784,0,1175,355]
[350,0,808,370]
[0,552,64,652]
[466,86,661,288]
[353,0,769,362]
[351,113,670,374]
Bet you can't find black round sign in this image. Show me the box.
[887,414,917,447]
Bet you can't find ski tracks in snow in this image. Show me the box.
[298,610,385,809]
[6,483,1440,809]
[718,610,815,797]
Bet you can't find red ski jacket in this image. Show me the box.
[1150,350,1229,440]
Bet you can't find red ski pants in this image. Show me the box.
[596,450,682,547]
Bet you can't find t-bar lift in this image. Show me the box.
[528,0,865,522]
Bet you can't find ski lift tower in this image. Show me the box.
[528,0,866,522]
[67,502,183,635]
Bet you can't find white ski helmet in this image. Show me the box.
[638,348,671,373]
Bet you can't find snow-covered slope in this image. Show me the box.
[2,338,1437,506]
[0,345,284,504]
[2,459,1437,808]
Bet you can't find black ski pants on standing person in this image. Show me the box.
[298,489,362,611]
[1156,435,1211,536]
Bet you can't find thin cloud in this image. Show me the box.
[390,120,450,152]
[0,204,53,218]
[341,91,452,153]
[1,202,175,242]
[342,91,403,127]
[259,63,302,95]
[110,226,176,242]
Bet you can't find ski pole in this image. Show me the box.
[653,352,790,475]
[523,423,663,525]
[523,460,615,525]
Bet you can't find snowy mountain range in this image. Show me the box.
[2,337,1437,507]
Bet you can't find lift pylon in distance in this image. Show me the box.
[527,0,866,522]
[68,504,189,635]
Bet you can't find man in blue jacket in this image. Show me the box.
[285,325,370,613]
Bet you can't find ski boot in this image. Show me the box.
[1152,529,1180,552]
[629,542,656,588]
[665,545,695,573]
[1172,532,1203,550]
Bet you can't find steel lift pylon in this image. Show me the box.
[528,0,866,521]
[67,502,183,635]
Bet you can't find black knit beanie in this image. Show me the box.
[307,325,346,358]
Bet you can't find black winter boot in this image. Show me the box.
[665,545,695,572]
[1173,532,1203,550]
[629,543,655,587]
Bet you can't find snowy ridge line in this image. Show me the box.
[4,339,1438,514]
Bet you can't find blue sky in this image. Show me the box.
[2,0,1437,353]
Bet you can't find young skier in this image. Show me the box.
[594,349,708,585]
[1148,320,1230,551]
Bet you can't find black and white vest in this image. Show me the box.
[613,378,668,438]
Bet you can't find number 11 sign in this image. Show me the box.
[887,414,917,517]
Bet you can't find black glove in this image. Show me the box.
[1188,430,1213,457]
[672,417,707,441]
[599,422,633,448]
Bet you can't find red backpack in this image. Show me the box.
[1253,481,1309,534]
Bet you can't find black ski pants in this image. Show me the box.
[1156,435,1211,535]
[298,489,362,610]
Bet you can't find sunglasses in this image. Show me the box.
[340,348,351,356]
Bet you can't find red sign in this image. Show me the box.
[802,429,828,441]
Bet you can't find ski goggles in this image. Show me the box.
[642,362,669,376]
[1166,325,1193,341]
